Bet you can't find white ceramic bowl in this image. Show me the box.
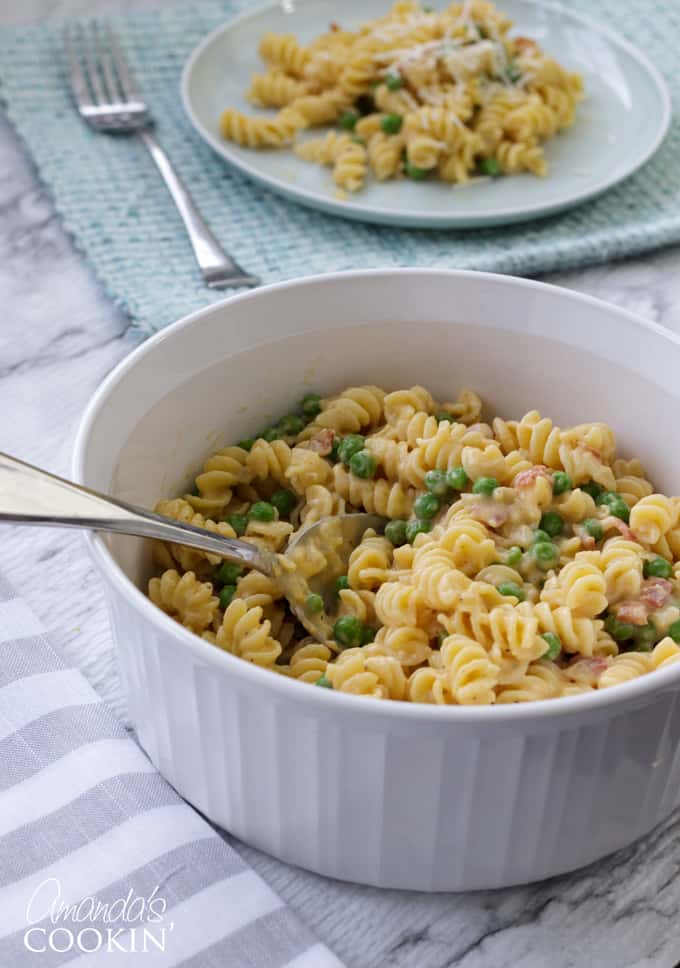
[74,270,680,892]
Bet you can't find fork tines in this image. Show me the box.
[63,21,149,130]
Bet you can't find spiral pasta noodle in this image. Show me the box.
[247,439,293,484]
[630,495,679,546]
[333,463,416,518]
[149,570,218,633]
[283,641,332,683]
[598,653,654,690]
[216,599,282,667]
[247,71,309,108]
[259,32,310,78]
[496,660,563,703]
[347,533,393,589]
[440,633,498,705]
[302,385,385,438]
[333,140,368,192]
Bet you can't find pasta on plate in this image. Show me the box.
[147,384,680,705]
[219,0,584,193]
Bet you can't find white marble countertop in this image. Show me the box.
[3,2,680,966]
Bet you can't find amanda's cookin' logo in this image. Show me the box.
[24,878,174,955]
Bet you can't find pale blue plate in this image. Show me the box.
[181,0,671,228]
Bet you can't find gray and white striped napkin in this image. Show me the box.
[0,571,344,967]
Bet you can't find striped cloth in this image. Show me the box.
[0,573,344,967]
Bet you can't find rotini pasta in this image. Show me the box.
[148,382,680,704]
[219,1,584,194]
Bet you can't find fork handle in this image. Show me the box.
[0,452,273,574]
[138,129,259,290]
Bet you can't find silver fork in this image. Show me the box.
[63,21,259,290]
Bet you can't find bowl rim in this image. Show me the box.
[73,267,680,723]
[179,0,672,229]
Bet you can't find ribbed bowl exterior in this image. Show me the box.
[75,270,680,891]
[108,588,680,891]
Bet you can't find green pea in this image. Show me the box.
[330,436,341,463]
[338,110,359,130]
[219,585,236,609]
[533,529,551,544]
[479,157,501,177]
[436,411,453,422]
[335,575,350,593]
[505,61,522,83]
[226,513,247,536]
[609,494,632,523]
[541,632,561,660]
[337,434,365,465]
[262,427,281,442]
[539,511,564,538]
[216,562,242,585]
[414,493,440,519]
[552,471,572,495]
[304,402,321,419]
[422,3,434,10]
[669,620,680,643]
[404,160,428,180]
[385,519,408,547]
[278,414,305,436]
[271,489,296,516]
[633,622,657,651]
[349,449,377,479]
[425,469,449,497]
[583,518,603,541]
[361,626,376,646]
[381,113,403,134]
[532,542,559,568]
[301,393,322,418]
[333,615,365,649]
[596,491,630,522]
[238,438,255,452]
[405,519,432,543]
[249,501,276,522]
[498,581,525,601]
[605,613,636,642]
[582,481,604,501]
[306,593,324,614]
[315,674,333,688]
[644,556,673,579]
[505,546,522,567]
[472,477,498,496]
[446,467,469,491]
[385,71,403,91]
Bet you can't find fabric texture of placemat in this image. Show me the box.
[0,568,344,967]
[0,0,678,335]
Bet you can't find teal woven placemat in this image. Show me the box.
[0,0,678,334]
